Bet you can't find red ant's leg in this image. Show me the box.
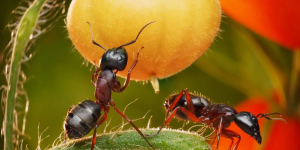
[109,100,154,149]
[216,117,224,150]
[183,89,195,115]
[164,90,184,127]
[168,90,184,110]
[221,129,240,150]
[145,91,188,137]
[178,107,203,123]
[92,68,101,87]
[210,132,234,150]
[146,107,180,137]
[91,106,109,150]
[119,47,144,92]
[210,132,217,148]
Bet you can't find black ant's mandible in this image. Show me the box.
[64,21,156,150]
[146,89,286,150]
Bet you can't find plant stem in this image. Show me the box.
[4,0,47,149]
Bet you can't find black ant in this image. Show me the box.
[64,21,155,150]
[145,89,286,150]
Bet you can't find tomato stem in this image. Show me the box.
[150,76,159,94]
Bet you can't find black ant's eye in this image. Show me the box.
[118,56,122,61]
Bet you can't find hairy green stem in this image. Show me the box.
[4,0,47,149]
[50,128,210,150]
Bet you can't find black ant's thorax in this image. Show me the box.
[201,103,238,128]
[97,70,117,88]
[95,70,117,104]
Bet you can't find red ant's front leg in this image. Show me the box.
[183,89,196,115]
[91,68,101,87]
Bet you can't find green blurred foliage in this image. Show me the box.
[0,0,295,149]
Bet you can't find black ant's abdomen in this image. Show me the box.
[64,100,101,139]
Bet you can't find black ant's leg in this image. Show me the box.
[119,47,143,92]
[216,116,224,150]
[109,100,155,149]
[64,124,68,142]
[184,89,196,115]
[220,129,241,150]
[92,68,101,87]
[211,131,234,150]
[91,106,109,150]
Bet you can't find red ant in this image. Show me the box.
[145,89,286,150]
[64,21,155,150]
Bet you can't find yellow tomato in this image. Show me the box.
[67,0,221,81]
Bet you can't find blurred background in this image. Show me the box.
[0,0,299,150]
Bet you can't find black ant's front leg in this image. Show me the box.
[112,47,144,93]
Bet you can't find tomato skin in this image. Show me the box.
[67,0,221,80]
[219,0,300,50]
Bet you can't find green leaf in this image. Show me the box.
[50,129,210,150]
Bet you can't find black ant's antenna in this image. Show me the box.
[87,22,107,51]
[117,21,156,49]
[256,113,287,123]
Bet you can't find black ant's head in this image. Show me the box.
[100,47,128,71]
[234,111,262,144]
[87,21,155,71]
